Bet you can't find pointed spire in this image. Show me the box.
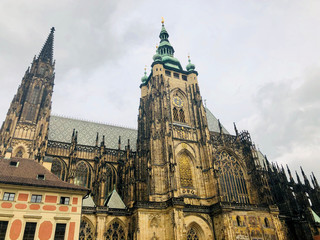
[233,122,239,136]
[71,129,75,141]
[75,131,78,143]
[95,132,99,147]
[312,172,319,188]
[101,135,105,147]
[296,171,302,184]
[118,136,121,150]
[158,18,174,57]
[300,166,310,187]
[218,119,223,135]
[38,27,55,64]
[287,164,294,182]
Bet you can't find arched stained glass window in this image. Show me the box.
[31,85,40,104]
[79,219,95,240]
[105,221,125,240]
[173,107,179,121]
[215,151,249,204]
[105,165,116,197]
[74,162,90,188]
[179,109,185,123]
[179,153,193,188]
[187,228,199,240]
[51,159,66,180]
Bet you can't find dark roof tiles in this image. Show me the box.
[0,157,88,192]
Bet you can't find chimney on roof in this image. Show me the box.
[4,147,13,159]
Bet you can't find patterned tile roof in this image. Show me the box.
[48,108,229,150]
[48,115,137,150]
[205,107,229,134]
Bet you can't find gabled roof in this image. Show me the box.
[83,195,96,207]
[104,189,126,209]
[0,157,88,192]
[48,108,229,149]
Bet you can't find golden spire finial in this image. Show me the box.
[144,65,147,72]
[156,45,158,49]
[161,17,165,24]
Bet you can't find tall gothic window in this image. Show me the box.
[6,120,12,132]
[51,159,66,180]
[26,105,37,121]
[31,85,40,104]
[105,221,125,240]
[173,107,179,121]
[74,162,91,188]
[187,228,199,240]
[79,219,95,240]
[105,165,116,196]
[179,153,193,188]
[179,109,185,123]
[215,151,249,204]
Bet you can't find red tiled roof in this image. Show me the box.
[0,157,88,192]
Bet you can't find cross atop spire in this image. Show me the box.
[38,27,55,64]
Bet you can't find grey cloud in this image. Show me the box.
[245,68,320,179]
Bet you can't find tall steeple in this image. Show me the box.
[38,27,55,64]
[158,18,175,57]
[0,28,55,159]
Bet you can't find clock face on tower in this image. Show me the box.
[173,96,183,107]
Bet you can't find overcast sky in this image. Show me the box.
[0,0,319,180]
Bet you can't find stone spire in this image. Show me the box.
[38,27,55,64]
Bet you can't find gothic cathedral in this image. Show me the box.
[1,21,320,240]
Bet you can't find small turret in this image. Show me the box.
[186,55,196,72]
[141,67,148,83]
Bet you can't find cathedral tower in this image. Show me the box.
[0,28,55,159]
[136,19,216,204]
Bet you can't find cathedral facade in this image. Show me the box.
[0,22,319,240]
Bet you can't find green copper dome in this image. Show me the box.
[152,19,183,70]
[153,48,162,62]
[186,56,195,71]
[141,69,148,83]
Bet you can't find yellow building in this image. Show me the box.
[0,153,88,240]
[0,22,319,239]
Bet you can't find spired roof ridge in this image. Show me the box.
[38,27,55,64]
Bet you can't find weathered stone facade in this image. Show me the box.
[1,22,320,240]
